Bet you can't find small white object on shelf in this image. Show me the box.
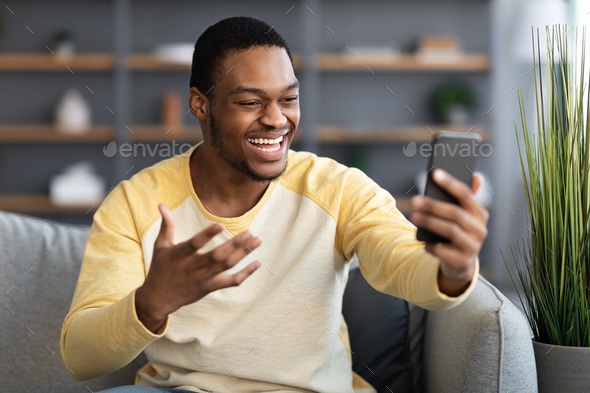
[154,43,195,64]
[54,88,92,134]
[49,161,105,206]
[415,34,464,63]
[338,43,401,66]
[340,42,401,57]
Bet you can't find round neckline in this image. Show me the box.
[182,141,279,224]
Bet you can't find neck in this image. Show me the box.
[189,142,270,217]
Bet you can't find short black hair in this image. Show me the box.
[190,16,294,101]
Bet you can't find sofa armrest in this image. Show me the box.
[422,275,537,393]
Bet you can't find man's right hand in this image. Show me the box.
[135,203,262,334]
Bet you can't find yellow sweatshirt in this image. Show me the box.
[60,140,479,393]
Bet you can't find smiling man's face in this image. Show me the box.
[190,45,300,184]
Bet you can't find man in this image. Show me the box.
[61,16,488,393]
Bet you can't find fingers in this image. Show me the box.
[208,260,262,291]
[412,211,482,254]
[199,231,262,276]
[154,204,176,250]
[425,243,475,282]
[172,222,225,259]
[411,195,487,240]
[431,169,487,220]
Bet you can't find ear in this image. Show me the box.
[188,87,210,121]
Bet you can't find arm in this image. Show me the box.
[60,185,262,381]
[60,184,169,381]
[336,168,480,311]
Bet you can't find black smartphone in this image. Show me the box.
[415,131,482,243]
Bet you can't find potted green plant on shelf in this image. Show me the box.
[431,81,477,126]
[503,24,590,392]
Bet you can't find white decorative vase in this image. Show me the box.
[54,88,91,134]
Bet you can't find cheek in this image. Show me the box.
[216,107,251,132]
[285,106,300,126]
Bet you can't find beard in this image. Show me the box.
[208,109,289,183]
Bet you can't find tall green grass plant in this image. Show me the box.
[503,24,590,347]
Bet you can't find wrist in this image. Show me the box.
[437,267,472,297]
[135,285,169,334]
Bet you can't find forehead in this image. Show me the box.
[217,46,296,96]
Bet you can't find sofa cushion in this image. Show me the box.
[0,211,146,393]
[343,259,413,393]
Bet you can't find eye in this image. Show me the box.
[240,101,259,106]
[284,96,298,102]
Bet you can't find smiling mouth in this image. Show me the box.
[246,135,284,152]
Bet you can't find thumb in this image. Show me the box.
[154,203,175,250]
[471,172,484,195]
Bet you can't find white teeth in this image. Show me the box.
[252,141,281,152]
[246,135,284,144]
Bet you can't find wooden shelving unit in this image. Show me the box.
[0,124,202,143]
[317,125,488,143]
[317,54,491,71]
[128,54,304,71]
[0,125,114,142]
[0,194,101,214]
[127,54,193,71]
[127,125,203,141]
[0,53,489,73]
[0,53,115,71]
[0,1,493,224]
[0,124,487,144]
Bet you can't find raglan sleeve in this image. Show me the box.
[60,182,169,381]
[335,167,479,311]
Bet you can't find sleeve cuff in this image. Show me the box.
[129,288,170,339]
[434,256,480,302]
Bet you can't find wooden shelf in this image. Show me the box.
[0,194,101,214]
[0,125,114,142]
[0,53,115,71]
[128,125,203,142]
[128,54,192,71]
[0,124,487,144]
[317,54,490,71]
[317,125,488,143]
[0,53,487,73]
[129,54,304,71]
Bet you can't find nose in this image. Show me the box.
[260,102,287,129]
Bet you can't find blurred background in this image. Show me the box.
[0,0,585,294]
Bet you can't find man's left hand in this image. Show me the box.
[410,169,489,297]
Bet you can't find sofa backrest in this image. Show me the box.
[0,211,421,393]
[0,211,145,393]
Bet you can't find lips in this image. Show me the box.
[246,133,288,160]
[246,132,288,139]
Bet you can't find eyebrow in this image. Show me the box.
[229,81,299,96]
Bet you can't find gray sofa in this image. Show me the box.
[0,211,538,392]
